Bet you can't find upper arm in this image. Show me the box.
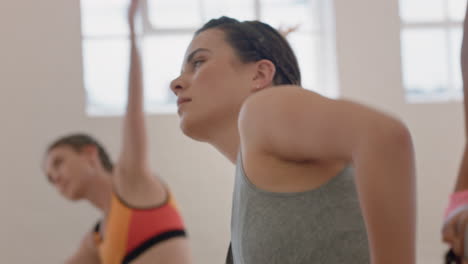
[116,26,151,182]
[239,85,410,163]
[65,232,100,264]
[240,86,416,264]
[462,5,468,135]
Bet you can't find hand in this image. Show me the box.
[128,0,141,35]
[443,210,468,261]
[277,24,300,38]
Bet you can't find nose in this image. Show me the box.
[49,172,61,184]
[170,75,186,96]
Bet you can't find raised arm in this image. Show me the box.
[441,3,468,261]
[240,86,416,264]
[453,2,468,192]
[277,24,300,38]
[117,0,150,179]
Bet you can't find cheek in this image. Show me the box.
[62,162,80,181]
[194,66,221,89]
[196,61,239,86]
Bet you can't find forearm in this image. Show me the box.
[353,124,416,264]
[462,1,468,136]
[454,145,468,191]
[119,25,149,168]
[125,34,147,147]
[455,0,468,190]
[127,33,144,113]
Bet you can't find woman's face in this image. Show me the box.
[44,145,95,201]
[170,29,256,141]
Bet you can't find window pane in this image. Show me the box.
[401,28,449,95]
[399,0,444,23]
[450,28,463,92]
[287,34,319,93]
[148,0,202,28]
[143,34,193,108]
[448,0,467,21]
[81,0,128,37]
[81,0,338,115]
[83,39,129,115]
[261,0,319,32]
[201,0,255,21]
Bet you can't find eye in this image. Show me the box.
[53,157,63,169]
[193,59,204,69]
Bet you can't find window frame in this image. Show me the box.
[399,0,464,102]
[81,0,338,115]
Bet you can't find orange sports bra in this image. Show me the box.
[94,191,186,264]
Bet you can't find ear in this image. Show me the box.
[81,145,99,166]
[252,59,276,92]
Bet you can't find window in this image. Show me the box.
[399,0,465,102]
[81,0,338,116]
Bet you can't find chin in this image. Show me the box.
[179,117,210,142]
[62,189,83,202]
[68,195,82,202]
[64,193,80,202]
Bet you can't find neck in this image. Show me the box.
[84,170,113,214]
[206,118,241,164]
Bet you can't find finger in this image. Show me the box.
[459,214,468,260]
[128,0,139,19]
[128,0,140,33]
[452,214,468,257]
[452,221,463,256]
[444,219,458,244]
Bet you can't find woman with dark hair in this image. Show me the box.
[43,1,192,263]
[171,16,416,264]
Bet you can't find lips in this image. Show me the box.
[59,180,68,193]
[177,97,192,106]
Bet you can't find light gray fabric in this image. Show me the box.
[227,153,370,264]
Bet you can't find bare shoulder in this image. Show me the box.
[240,85,323,114]
[113,168,167,209]
[239,85,330,129]
[238,85,327,150]
[238,85,410,162]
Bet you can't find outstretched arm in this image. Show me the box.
[453,2,468,192]
[277,24,300,38]
[442,3,468,261]
[117,0,150,180]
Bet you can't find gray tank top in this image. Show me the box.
[226,153,370,264]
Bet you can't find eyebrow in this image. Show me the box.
[186,48,211,64]
[53,157,61,166]
[44,156,59,182]
[44,166,53,183]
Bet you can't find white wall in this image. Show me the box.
[0,0,463,263]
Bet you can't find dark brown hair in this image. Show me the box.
[47,133,113,173]
[196,16,301,86]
